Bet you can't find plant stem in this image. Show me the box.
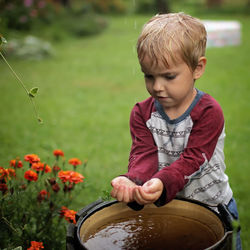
[1,216,19,234]
[0,51,29,95]
[0,51,42,123]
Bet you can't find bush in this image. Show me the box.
[87,0,127,13]
[0,0,62,31]
[0,150,87,249]
[134,0,157,14]
[61,10,109,37]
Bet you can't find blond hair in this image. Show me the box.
[137,13,207,71]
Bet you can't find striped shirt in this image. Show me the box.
[125,89,232,206]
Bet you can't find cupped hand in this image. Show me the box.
[133,178,163,205]
[110,176,137,203]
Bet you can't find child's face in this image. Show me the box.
[140,55,203,116]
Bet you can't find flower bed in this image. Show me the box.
[0,149,87,249]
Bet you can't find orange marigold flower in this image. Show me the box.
[68,158,82,166]
[70,171,84,184]
[31,162,44,171]
[58,171,70,183]
[60,206,77,224]
[58,170,84,184]
[53,149,64,157]
[60,206,68,217]
[31,163,51,173]
[7,168,16,178]
[9,159,23,168]
[27,241,44,250]
[0,183,8,194]
[24,154,40,164]
[0,167,9,182]
[24,170,38,182]
[44,164,51,173]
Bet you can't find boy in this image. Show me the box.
[111,12,241,248]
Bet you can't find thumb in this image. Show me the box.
[142,179,159,193]
[143,178,163,193]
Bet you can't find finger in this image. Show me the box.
[138,186,160,203]
[111,178,119,188]
[128,186,135,201]
[138,186,153,201]
[134,187,148,205]
[110,186,118,199]
[123,186,131,203]
[116,186,125,202]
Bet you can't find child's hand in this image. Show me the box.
[133,178,163,205]
[110,176,137,203]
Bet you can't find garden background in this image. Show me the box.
[0,0,249,249]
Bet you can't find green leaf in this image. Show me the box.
[0,35,7,44]
[28,87,39,98]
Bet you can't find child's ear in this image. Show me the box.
[193,57,207,80]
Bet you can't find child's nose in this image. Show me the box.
[153,78,164,92]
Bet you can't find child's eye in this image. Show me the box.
[164,74,176,80]
[144,74,154,80]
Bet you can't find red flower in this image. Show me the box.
[58,171,70,183]
[0,183,8,194]
[63,183,74,193]
[53,165,61,172]
[70,171,84,184]
[60,206,68,216]
[31,163,51,173]
[9,159,23,168]
[0,167,15,182]
[7,168,16,178]
[44,164,51,173]
[24,170,38,182]
[0,167,9,182]
[68,158,82,166]
[31,162,44,171]
[27,241,44,250]
[52,183,60,193]
[53,149,64,157]
[60,206,77,224]
[37,190,50,202]
[48,177,56,185]
[24,154,40,164]
[58,170,84,184]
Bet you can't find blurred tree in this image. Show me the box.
[135,0,171,14]
[60,0,70,7]
[247,0,250,9]
[206,0,223,8]
[155,0,170,13]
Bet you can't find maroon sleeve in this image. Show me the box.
[124,98,159,185]
[153,95,225,203]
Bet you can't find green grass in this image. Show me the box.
[1,12,250,248]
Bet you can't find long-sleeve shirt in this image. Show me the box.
[124,89,232,206]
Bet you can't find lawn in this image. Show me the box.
[0,11,249,248]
